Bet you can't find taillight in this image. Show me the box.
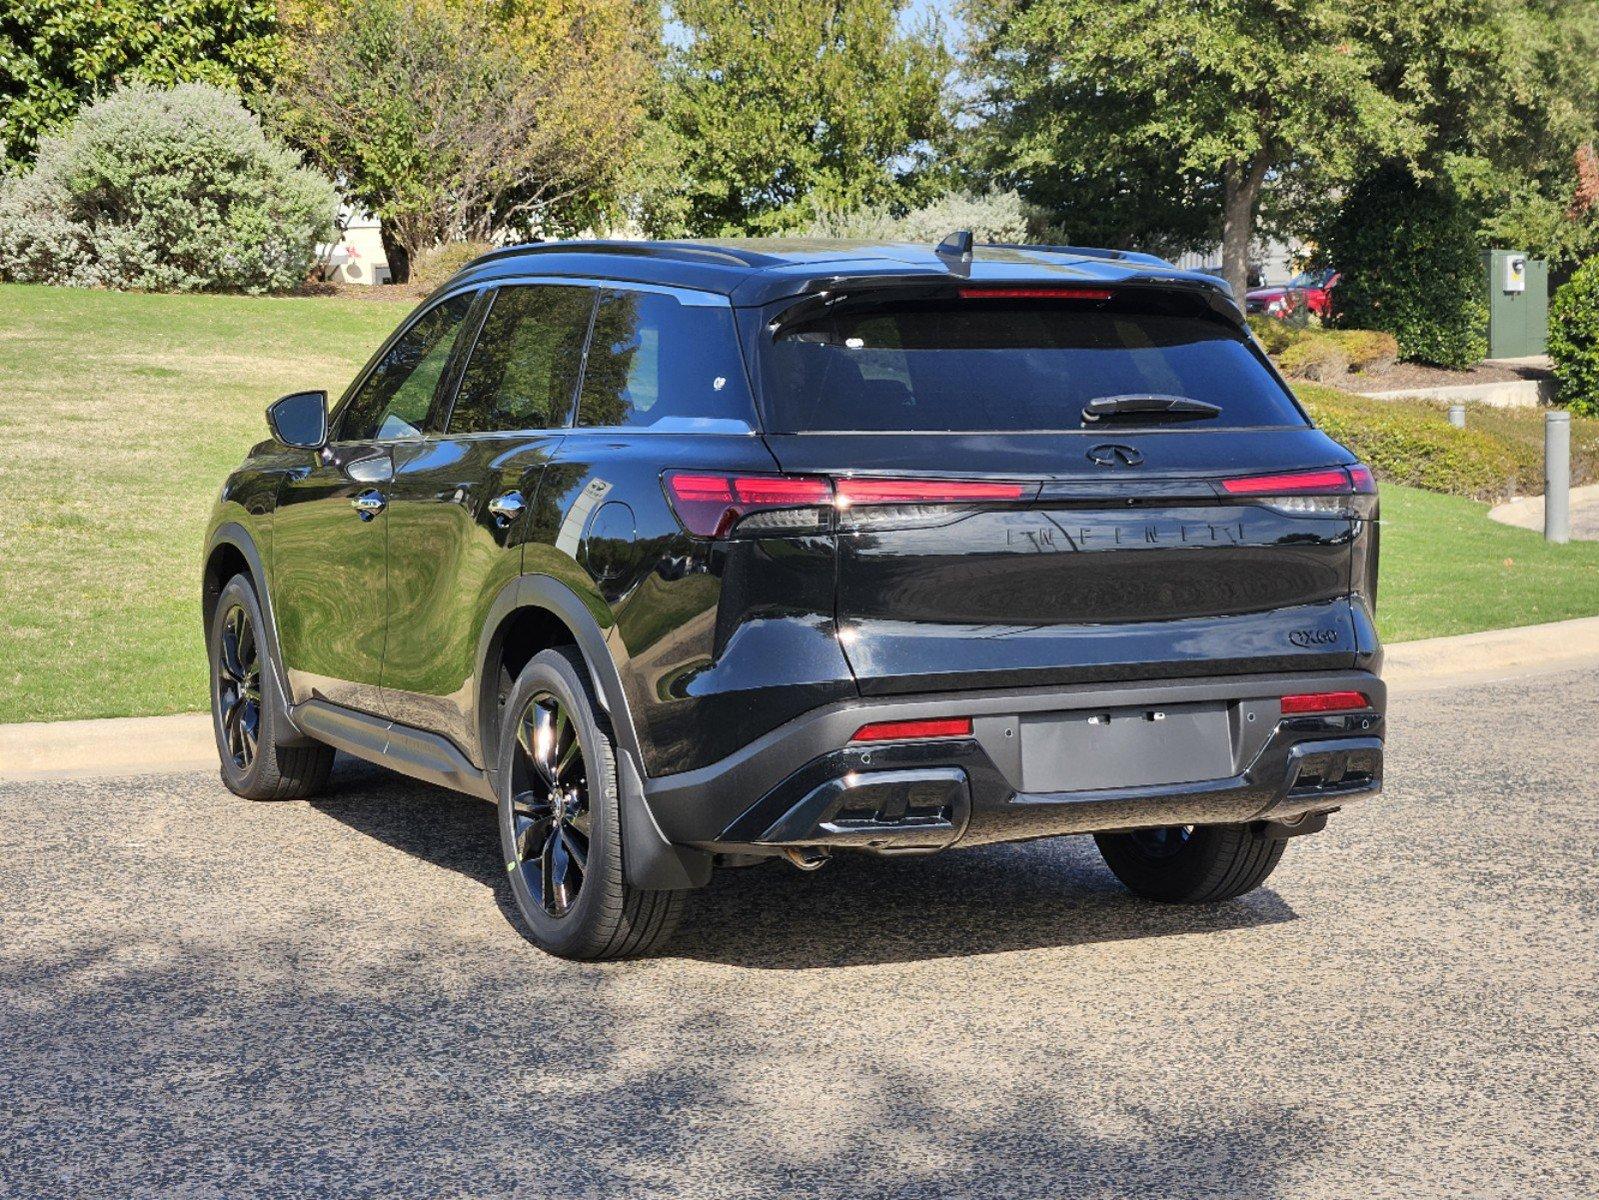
[1280,691,1371,715]
[664,471,1036,538]
[851,717,973,742]
[1220,465,1377,516]
[663,471,832,538]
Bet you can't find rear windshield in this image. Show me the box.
[756,293,1305,433]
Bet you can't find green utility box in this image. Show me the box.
[1483,249,1548,359]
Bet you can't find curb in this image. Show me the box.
[4,616,1599,783]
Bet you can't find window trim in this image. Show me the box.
[437,274,754,438]
[328,284,483,446]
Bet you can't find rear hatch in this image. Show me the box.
[751,283,1376,696]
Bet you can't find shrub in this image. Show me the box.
[803,189,1043,244]
[1327,329,1399,373]
[1277,337,1349,381]
[1247,315,1298,355]
[1320,164,1488,369]
[0,83,336,294]
[409,241,496,292]
[1297,384,1599,500]
[1260,326,1397,378]
[1548,258,1599,417]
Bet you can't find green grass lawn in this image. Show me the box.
[0,284,400,723]
[1,283,1596,723]
[1374,483,1599,642]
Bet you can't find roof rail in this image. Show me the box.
[462,239,782,272]
[985,242,1174,269]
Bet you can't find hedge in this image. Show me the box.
[1297,384,1599,500]
[1548,258,1599,417]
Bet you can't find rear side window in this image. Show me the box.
[449,284,596,434]
[577,289,755,430]
[757,293,1305,433]
[338,292,474,441]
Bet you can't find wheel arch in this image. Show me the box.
[203,524,313,746]
[475,574,711,891]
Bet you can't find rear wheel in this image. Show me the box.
[497,647,685,960]
[1094,822,1285,903]
[209,574,334,800]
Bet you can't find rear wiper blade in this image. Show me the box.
[1081,394,1222,422]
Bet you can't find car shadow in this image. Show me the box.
[309,756,1299,969]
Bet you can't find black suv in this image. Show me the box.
[203,236,1384,959]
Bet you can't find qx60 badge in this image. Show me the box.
[1088,443,1144,467]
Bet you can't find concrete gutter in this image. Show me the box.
[4,616,1599,783]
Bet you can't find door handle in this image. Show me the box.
[351,489,386,520]
[487,490,525,528]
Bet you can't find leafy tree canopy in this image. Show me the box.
[0,0,281,167]
[271,0,655,277]
[657,0,951,236]
[963,0,1422,295]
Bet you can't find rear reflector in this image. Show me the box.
[663,471,831,537]
[957,287,1113,301]
[851,717,973,742]
[1280,691,1371,715]
[836,478,1029,506]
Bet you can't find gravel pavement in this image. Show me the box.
[3,671,1596,1199]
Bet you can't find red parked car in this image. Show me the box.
[1246,268,1340,320]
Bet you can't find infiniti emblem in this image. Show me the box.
[1087,443,1144,467]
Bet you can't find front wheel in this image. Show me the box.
[209,574,334,800]
[1094,822,1286,904]
[497,647,685,960]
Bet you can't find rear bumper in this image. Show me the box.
[642,670,1384,854]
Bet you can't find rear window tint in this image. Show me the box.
[757,294,1304,433]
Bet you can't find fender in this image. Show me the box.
[203,522,314,747]
[475,573,713,892]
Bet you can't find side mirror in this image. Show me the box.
[267,390,328,450]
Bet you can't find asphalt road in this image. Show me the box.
[3,671,1596,1199]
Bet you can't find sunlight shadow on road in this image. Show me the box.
[308,756,1298,970]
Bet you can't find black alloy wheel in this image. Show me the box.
[508,690,591,917]
[215,604,262,771]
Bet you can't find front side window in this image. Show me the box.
[448,284,597,434]
[577,289,755,430]
[338,293,474,441]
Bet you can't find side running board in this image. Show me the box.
[293,699,495,801]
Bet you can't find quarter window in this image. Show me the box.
[338,293,474,441]
[448,284,597,434]
[577,289,754,429]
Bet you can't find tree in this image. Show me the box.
[658,0,951,236]
[272,0,654,279]
[963,0,1423,296]
[1375,0,1599,266]
[0,0,281,167]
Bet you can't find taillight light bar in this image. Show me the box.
[835,478,1028,506]
[851,717,973,742]
[1221,465,1377,496]
[1280,691,1371,715]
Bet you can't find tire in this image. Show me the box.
[1094,822,1286,904]
[209,574,334,800]
[497,646,685,960]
